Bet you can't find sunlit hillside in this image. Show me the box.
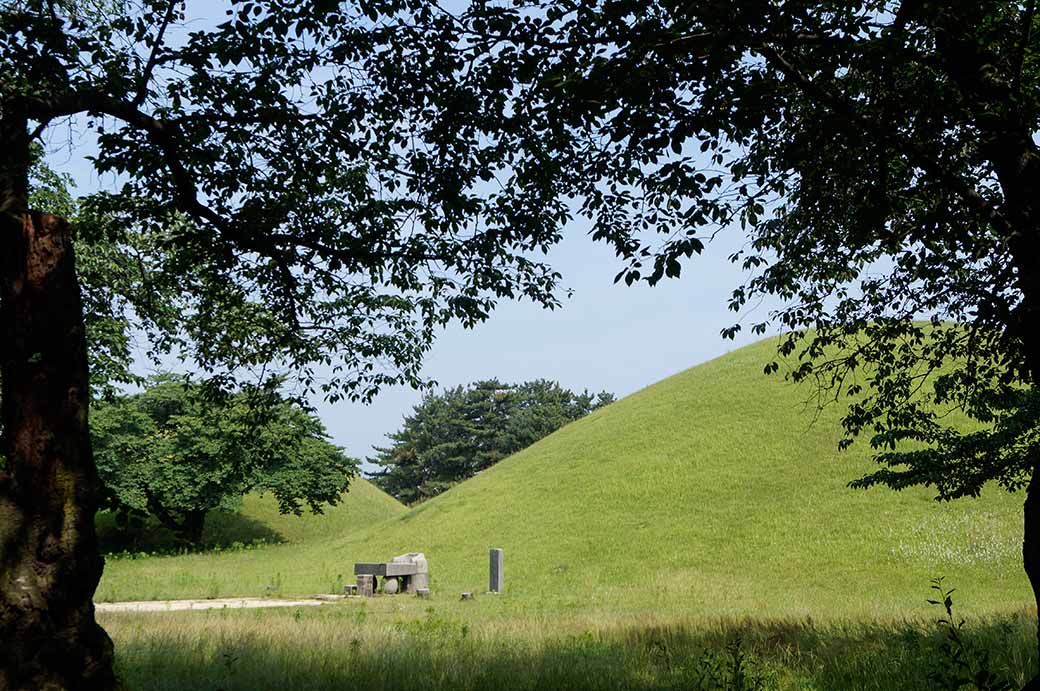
[97,337,1029,620]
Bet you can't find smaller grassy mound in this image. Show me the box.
[96,477,404,554]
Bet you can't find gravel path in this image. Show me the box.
[96,596,346,613]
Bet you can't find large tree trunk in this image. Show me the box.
[1005,189,1040,690]
[182,509,207,547]
[1024,466,1040,691]
[1,113,117,689]
[1004,191,1040,691]
[998,149,1040,691]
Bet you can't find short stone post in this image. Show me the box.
[489,548,504,593]
[356,574,375,597]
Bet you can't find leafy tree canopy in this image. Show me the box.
[371,379,613,503]
[25,145,181,399]
[5,0,568,403]
[2,3,580,680]
[351,1,1040,504]
[91,375,357,545]
[348,9,1040,673]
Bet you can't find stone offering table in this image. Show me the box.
[353,552,428,596]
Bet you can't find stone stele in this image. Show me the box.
[489,548,504,593]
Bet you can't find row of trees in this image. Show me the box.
[371,380,613,502]
[4,2,1040,688]
[94,375,605,543]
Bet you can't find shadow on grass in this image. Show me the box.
[107,609,1038,691]
[97,510,284,555]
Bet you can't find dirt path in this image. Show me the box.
[96,596,346,613]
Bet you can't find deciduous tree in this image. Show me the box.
[92,376,356,546]
[350,2,1040,684]
[8,1,1040,688]
[1,2,563,686]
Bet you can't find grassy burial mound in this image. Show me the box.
[96,478,405,558]
[211,477,406,546]
[97,338,1029,619]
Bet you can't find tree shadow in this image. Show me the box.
[96,510,284,555]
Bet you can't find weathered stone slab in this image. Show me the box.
[354,561,420,577]
[354,553,429,595]
[395,552,429,591]
[384,562,419,577]
[354,562,388,577]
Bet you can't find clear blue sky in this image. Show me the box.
[312,227,775,469]
[41,2,780,471]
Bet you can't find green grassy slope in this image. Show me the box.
[97,477,405,553]
[218,477,406,545]
[97,338,1030,620]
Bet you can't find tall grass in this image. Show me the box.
[103,604,1037,690]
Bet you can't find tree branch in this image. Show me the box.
[755,43,1013,239]
[21,92,523,284]
[143,487,184,536]
[133,0,178,108]
[23,90,228,229]
[1013,0,1037,94]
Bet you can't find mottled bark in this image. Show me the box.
[1,111,116,689]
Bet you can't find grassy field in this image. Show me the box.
[95,337,1037,687]
[101,603,1037,690]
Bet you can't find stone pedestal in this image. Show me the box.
[391,552,429,593]
[356,574,375,597]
